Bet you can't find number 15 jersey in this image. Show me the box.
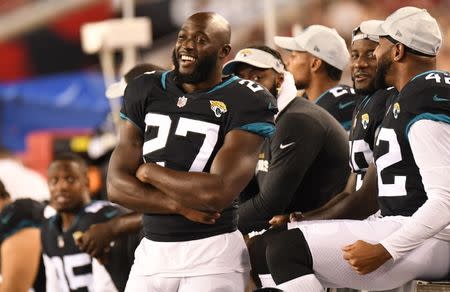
[120,71,277,242]
[374,70,450,217]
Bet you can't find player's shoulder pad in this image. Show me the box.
[228,77,278,114]
[401,70,450,110]
[0,199,45,243]
[328,84,357,98]
[125,70,163,93]
[84,200,122,219]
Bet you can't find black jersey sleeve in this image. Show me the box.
[403,71,450,139]
[120,73,159,133]
[238,113,325,233]
[0,199,45,244]
[225,79,277,138]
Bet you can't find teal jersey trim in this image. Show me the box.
[411,69,448,81]
[207,76,239,93]
[0,220,41,242]
[161,71,169,90]
[313,90,329,104]
[405,113,450,140]
[341,120,352,131]
[120,112,144,134]
[240,122,275,138]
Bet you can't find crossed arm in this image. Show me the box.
[108,120,263,217]
[107,121,219,223]
[136,129,264,212]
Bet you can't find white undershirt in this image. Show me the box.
[380,119,450,261]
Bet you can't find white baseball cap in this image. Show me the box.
[361,6,442,56]
[352,20,383,44]
[222,48,285,75]
[274,25,349,71]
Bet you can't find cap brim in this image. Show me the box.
[274,36,304,51]
[222,59,273,75]
[360,21,386,36]
[105,79,126,99]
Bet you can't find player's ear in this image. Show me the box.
[393,43,406,61]
[311,58,322,73]
[275,72,284,88]
[219,44,231,58]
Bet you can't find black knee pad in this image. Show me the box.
[266,228,313,284]
[247,225,288,287]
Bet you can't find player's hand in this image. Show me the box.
[269,215,290,227]
[136,163,151,183]
[342,240,392,275]
[289,212,305,222]
[179,207,221,224]
[75,223,114,261]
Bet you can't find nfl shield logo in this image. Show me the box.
[177,96,187,108]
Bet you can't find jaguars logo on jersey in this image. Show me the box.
[393,102,401,119]
[361,113,370,129]
[210,100,228,118]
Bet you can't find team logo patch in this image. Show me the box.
[239,49,253,58]
[361,113,369,129]
[210,100,227,117]
[393,102,400,119]
[177,96,187,108]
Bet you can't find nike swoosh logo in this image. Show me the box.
[432,94,450,102]
[338,100,356,110]
[105,210,118,218]
[280,142,295,149]
[268,103,278,110]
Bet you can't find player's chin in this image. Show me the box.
[54,203,78,213]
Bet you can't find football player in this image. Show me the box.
[107,12,276,292]
[255,7,450,291]
[274,25,359,131]
[222,45,349,235]
[0,179,46,292]
[282,20,400,224]
[42,153,132,292]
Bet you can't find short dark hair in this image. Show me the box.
[248,45,286,69]
[51,152,88,171]
[124,63,165,83]
[323,61,342,81]
[0,179,10,199]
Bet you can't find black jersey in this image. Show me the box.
[349,87,397,174]
[311,85,359,131]
[121,71,277,242]
[0,199,46,292]
[373,70,450,217]
[238,97,350,233]
[41,201,132,292]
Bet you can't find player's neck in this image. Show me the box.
[394,59,437,91]
[60,212,78,231]
[180,71,223,93]
[306,77,339,102]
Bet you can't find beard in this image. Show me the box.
[172,49,219,84]
[269,83,278,97]
[352,76,376,95]
[374,53,393,90]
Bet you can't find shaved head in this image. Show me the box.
[173,12,232,87]
[186,12,231,45]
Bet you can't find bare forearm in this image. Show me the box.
[303,190,378,220]
[138,163,225,211]
[108,170,181,214]
[109,212,142,238]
